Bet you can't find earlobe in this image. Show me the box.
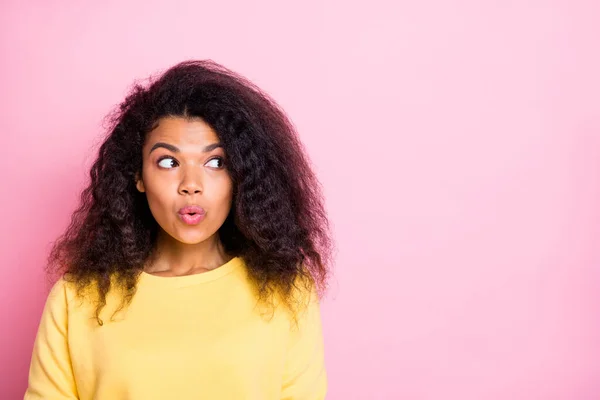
[135,173,145,193]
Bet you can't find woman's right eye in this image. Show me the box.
[157,157,178,169]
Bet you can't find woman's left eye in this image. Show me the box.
[205,157,224,169]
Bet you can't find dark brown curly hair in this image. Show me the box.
[47,60,333,324]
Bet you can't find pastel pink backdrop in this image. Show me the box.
[1,1,599,399]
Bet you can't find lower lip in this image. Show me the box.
[178,213,206,225]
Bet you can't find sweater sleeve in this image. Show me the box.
[24,279,79,399]
[280,287,328,400]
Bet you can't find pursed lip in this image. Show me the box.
[178,205,206,215]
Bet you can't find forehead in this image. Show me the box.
[146,117,219,145]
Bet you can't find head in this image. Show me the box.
[48,60,333,322]
[135,116,233,247]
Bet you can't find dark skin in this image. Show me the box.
[135,116,234,277]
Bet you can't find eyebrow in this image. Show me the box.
[149,142,223,155]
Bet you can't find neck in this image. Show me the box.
[145,229,232,276]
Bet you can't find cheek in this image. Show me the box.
[145,191,172,222]
[222,177,234,201]
[208,178,234,208]
[142,172,176,211]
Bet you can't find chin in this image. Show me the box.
[158,222,218,245]
[174,233,211,245]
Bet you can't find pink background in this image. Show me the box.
[1,1,599,399]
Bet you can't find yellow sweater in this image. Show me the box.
[24,257,327,399]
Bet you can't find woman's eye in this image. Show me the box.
[157,157,178,169]
[205,157,224,169]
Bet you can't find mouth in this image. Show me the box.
[178,206,206,225]
[178,205,205,214]
[178,212,206,225]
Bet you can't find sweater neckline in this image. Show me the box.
[138,256,243,288]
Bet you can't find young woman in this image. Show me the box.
[24,60,333,399]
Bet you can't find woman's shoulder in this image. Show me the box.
[267,272,322,327]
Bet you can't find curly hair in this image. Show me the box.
[47,60,333,324]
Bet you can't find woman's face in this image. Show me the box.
[136,116,233,245]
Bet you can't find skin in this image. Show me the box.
[135,116,234,277]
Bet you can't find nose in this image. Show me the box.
[178,169,202,195]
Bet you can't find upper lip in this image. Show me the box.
[178,205,206,215]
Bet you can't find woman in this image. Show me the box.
[24,60,333,399]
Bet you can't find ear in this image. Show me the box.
[135,172,145,193]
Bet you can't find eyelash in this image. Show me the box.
[156,156,225,169]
